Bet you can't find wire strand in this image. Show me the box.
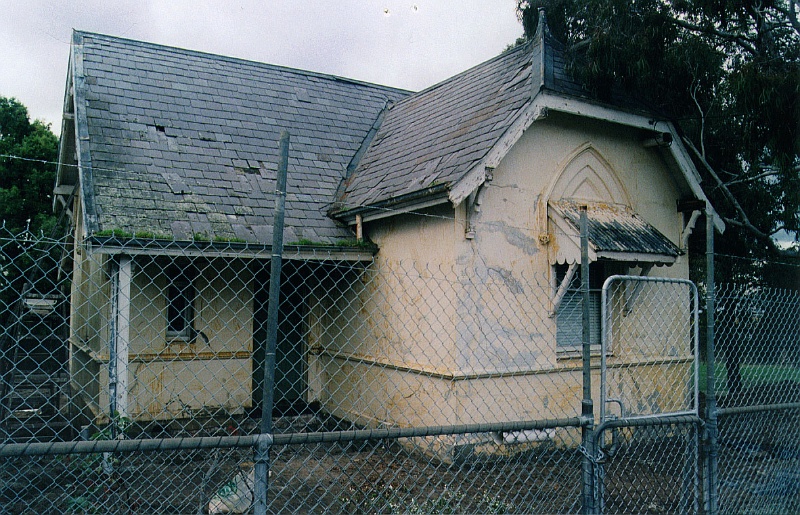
[3,152,797,269]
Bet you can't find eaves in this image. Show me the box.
[85,236,377,262]
[332,183,451,225]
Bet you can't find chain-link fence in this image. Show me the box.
[714,283,800,514]
[1,227,798,513]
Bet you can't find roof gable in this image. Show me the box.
[67,31,410,245]
[330,14,718,227]
[331,41,535,217]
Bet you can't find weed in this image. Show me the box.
[62,412,135,513]
[339,482,515,514]
[93,229,133,238]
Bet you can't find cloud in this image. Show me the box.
[0,0,522,129]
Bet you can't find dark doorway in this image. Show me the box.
[252,261,310,416]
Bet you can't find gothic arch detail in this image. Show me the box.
[537,144,631,244]
[548,144,629,205]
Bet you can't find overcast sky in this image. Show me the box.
[0,0,522,131]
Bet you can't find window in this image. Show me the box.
[554,261,626,350]
[166,268,195,340]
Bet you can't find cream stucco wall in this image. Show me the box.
[464,112,688,278]
[70,249,255,423]
[310,112,696,452]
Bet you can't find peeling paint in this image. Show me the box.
[482,220,539,256]
[488,267,524,295]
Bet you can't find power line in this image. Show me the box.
[3,152,796,268]
[715,252,800,269]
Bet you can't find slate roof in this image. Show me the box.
[331,21,655,216]
[67,26,681,247]
[70,31,409,245]
[332,40,535,214]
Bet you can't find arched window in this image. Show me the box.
[543,146,680,351]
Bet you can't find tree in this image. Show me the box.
[517,0,800,266]
[0,96,59,235]
[517,2,800,399]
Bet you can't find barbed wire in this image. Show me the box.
[715,252,800,269]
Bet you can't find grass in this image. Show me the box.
[699,362,800,395]
[93,229,171,240]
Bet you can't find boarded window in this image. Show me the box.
[555,261,625,349]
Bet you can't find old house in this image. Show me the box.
[54,30,408,422]
[55,18,720,448]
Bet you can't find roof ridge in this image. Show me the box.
[392,39,535,106]
[73,30,413,96]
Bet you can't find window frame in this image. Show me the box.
[165,267,196,342]
[553,261,627,356]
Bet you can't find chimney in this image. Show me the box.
[531,7,549,98]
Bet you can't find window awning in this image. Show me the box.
[549,200,681,265]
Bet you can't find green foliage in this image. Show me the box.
[94,229,172,240]
[518,1,800,267]
[287,238,377,249]
[290,238,317,246]
[0,96,59,235]
[94,228,133,238]
[212,235,247,243]
[336,238,378,250]
[62,413,134,513]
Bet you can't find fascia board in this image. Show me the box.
[54,61,75,201]
[663,123,726,233]
[536,91,661,131]
[449,99,547,206]
[70,31,99,238]
[341,194,450,224]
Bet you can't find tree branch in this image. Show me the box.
[671,17,758,55]
[722,218,799,257]
[682,136,789,254]
[689,80,707,158]
[724,169,781,187]
[772,0,800,36]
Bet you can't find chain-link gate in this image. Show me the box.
[594,275,701,513]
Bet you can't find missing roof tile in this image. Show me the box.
[160,171,190,195]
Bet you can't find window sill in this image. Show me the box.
[166,335,195,346]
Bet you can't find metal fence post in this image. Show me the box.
[580,206,597,514]
[704,210,719,515]
[254,130,289,515]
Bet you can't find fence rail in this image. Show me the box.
[1,228,798,513]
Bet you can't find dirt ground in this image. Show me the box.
[0,418,690,514]
[3,384,800,514]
